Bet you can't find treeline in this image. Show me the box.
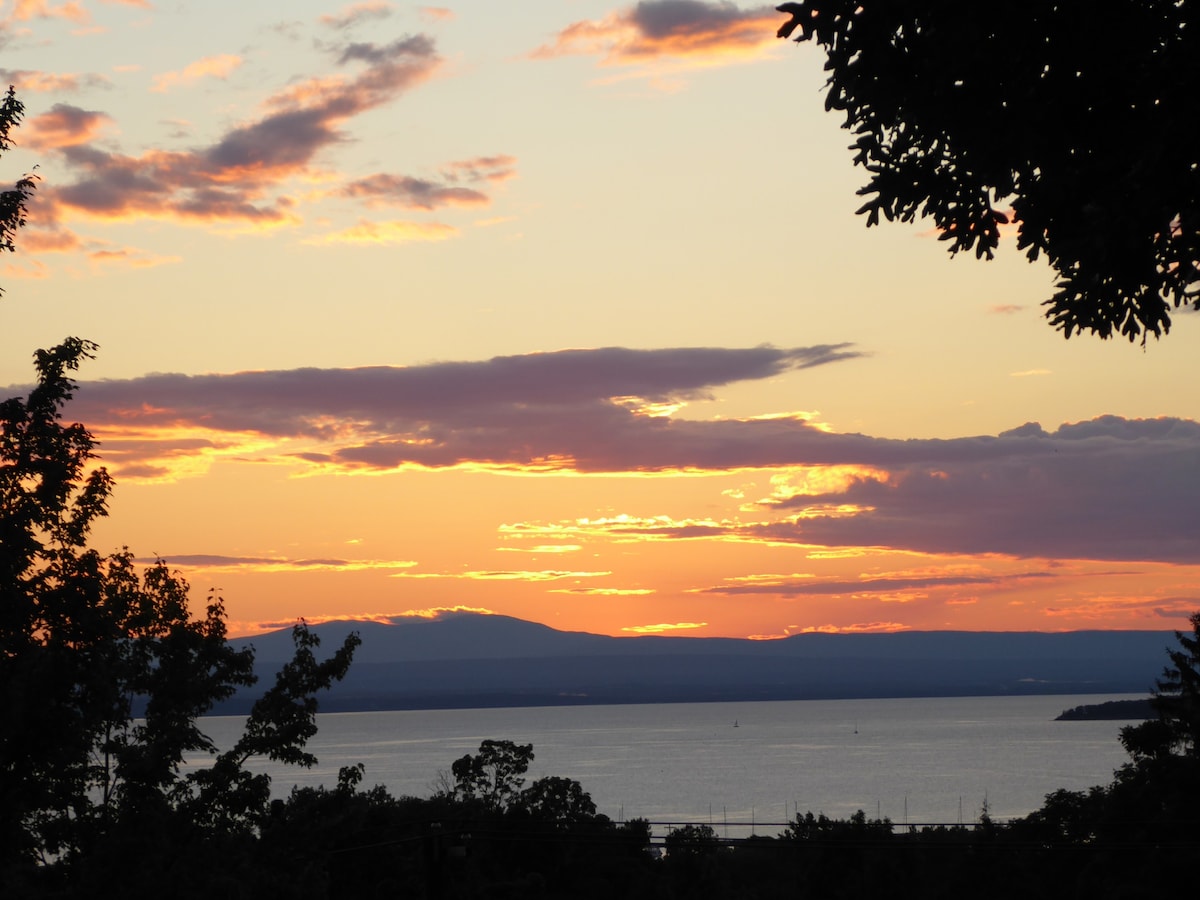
[13,733,1197,899]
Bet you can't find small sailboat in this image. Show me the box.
[733,719,739,728]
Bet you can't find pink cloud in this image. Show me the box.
[9,1,89,24]
[532,1,779,65]
[22,103,112,150]
[0,68,110,92]
[33,36,442,228]
[151,54,243,93]
[319,1,394,30]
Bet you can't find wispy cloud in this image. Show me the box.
[319,1,394,31]
[151,54,243,93]
[622,621,707,634]
[696,571,1056,597]
[418,7,454,23]
[7,1,91,24]
[335,173,490,210]
[29,35,443,233]
[305,219,458,244]
[791,621,912,635]
[496,544,582,554]
[0,67,110,92]
[532,1,779,79]
[14,344,1199,565]
[550,587,655,596]
[392,569,612,583]
[132,554,418,573]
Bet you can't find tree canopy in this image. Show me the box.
[776,1,1200,342]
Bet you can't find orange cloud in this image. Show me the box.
[233,606,498,637]
[622,622,706,634]
[392,569,612,582]
[18,225,82,252]
[418,6,454,22]
[307,219,458,244]
[794,622,912,634]
[86,245,181,269]
[501,514,742,543]
[22,103,112,150]
[394,605,495,619]
[135,554,419,574]
[2,259,49,279]
[151,54,243,93]
[550,587,656,596]
[9,0,89,23]
[496,544,582,554]
[531,1,779,67]
[0,68,110,92]
[320,1,393,30]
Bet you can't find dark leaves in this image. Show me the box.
[777,1,1200,342]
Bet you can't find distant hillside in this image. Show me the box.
[1056,698,1156,720]
[216,613,1175,714]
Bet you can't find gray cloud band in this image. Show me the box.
[11,344,1197,563]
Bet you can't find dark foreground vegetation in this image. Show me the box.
[5,607,1198,899]
[5,9,1200,887]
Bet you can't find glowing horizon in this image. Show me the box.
[3,2,1198,641]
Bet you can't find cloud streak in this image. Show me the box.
[132,555,418,573]
[0,68,110,92]
[151,55,244,93]
[11,344,1199,565]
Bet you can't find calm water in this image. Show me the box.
[193,694,1141,832]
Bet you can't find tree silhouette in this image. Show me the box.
[0,89,360,887]
[1,86,37,277]
[776,2,1199,342]
[1119,611,1200,762]
[448,739,535,809]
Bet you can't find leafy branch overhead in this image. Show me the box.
[776,2,1200,342]
[1,87,37,272]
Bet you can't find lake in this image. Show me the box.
[194,693,1142,835]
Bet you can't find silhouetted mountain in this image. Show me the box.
[218,612,1175,713]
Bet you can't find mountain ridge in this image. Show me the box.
[218,612,1175,713]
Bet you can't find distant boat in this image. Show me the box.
[733,719,739,728]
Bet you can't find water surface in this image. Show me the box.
[194,694,1141,831]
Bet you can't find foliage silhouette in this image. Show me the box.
[1,91,360,893]
[776,1,1200,342]
[1,85,38,279]
[448,738,535,809]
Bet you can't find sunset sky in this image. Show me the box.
[3,0,1199,639]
